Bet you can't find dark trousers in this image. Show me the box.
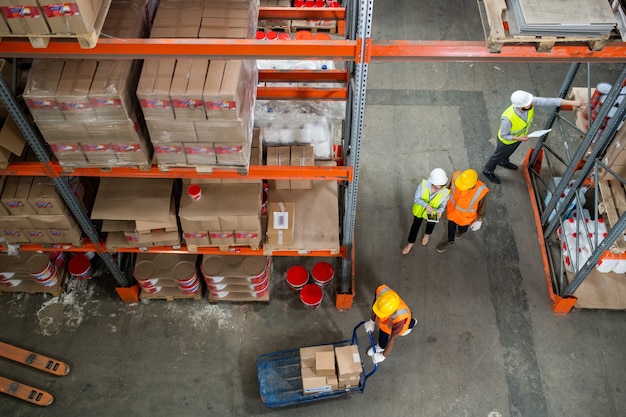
[483,139,521,174]
[446,220,469,243]
[378,317,416,348]
[407,216,436,243]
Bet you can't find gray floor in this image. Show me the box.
[1,1,626,416]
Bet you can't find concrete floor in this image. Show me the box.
[2,1,626,416]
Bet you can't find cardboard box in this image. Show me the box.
[0,214,32,229]
[89,60,138,121]
[315,351,336,377]
[1,176,36,215]
[135,199,177,233]
[39,0,103,35]
[183,231,210,246]
[0,115,27,167]
[184,143,216,165]
[267,202,294,245]
[153,143,186,165]
[334,345,362,378]
[180,216,221,231]
[300,345,334,369]
[151,9,201,38]
[91,178,173,221]
[147,119,198,143]
[193,118,248,144]
[24,228,51,244]
[234,230,262,246]
[29,213,75,230]
[290,145,314,189]
[266,146,291,189]
[203,60,244,120]
[0,1,50,35]
[170,59,208,120]
[56,60,97,122]
[209,231,235,246]
[136,59,175,119]
[301,373,332,395]
[28,177,67,215]
[0,227,28,243]
[49,143,89,165]
[47,222,83,244]
[23,60,65,122]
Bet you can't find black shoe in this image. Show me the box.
[499,162,518,170]
[482,171,501,184]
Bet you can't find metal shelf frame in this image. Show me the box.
[525,63,626,315]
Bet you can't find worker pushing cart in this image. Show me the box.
[364,284,417,364]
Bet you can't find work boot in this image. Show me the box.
[367,345,383,357]
[436,240,454,253]
[499,162,518,170]
[482,171,501,184]
[455,230,464,240]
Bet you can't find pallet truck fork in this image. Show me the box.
[0,340,70,406]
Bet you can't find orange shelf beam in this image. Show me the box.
[257,86,347,100]
[112,245,348,257]
[259,69,348,83]
[0,162,353,181]
[258,7,346,20]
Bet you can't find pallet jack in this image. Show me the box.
[0,340,70,406]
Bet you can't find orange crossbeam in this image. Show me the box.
[258,6,345,20]
[259,69,348,83]
[257,86,347,100]
[113,245,348,257]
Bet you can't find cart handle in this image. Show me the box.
[351,321,378,382]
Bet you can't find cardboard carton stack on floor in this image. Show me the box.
[0,176,88,245]
[299,344,363,395]
[138,0,258,171]
[23,2,149,169]
[133,253,201,299]
[201,254,270,301]
[178,182,262,248]
[91,178,180,248]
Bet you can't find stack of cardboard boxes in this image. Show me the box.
[299,344,363,395]
[0,176,87,245]
[90,178,180,249]
[266,145,314,190]
[178,182,262,249]
[133,253,201,299]
[201,254,270,301]
[138,0,258,171]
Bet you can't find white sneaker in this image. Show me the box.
[367,345,382,357]
[401,318,418,336]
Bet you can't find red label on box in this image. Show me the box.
[82,144,111,152]
[41,3,79,18]
[50,144,81,152]
[1,6,42,19]
[49,229,67,237]
[184,232,208,239]
[113,144,141,152]
[27,231,44,237]
[5,200,24,209]
[209,232,233,239]
[140,99,171,109]
[204,100,236,111]
[184,145,213,155]
[89,98,122,108]
[59,101,91,111]
[172,99,204,109]
[215,146,242,154]
[235,232,259,239]
[3,229,21,236]
[26,98,58,109]
[34,201,54,209]
[155,145,182,154]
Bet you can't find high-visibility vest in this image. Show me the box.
[375,284,411,335]
[412,180,450,218]
[446,171,489,226]
[498,105,534,145]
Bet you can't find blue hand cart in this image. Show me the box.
[256,321,378,408]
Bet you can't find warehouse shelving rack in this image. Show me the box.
[524,63,626,315]
[1,0,626,308]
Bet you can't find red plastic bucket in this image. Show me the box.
[68,254,93,280]
[49,251,66,268]
[286,265,309,291]
[256,31,266,40]
[265,31,278,40]
[311,261,334,287]
[278,33,290,41]
[187,184,202,201]
[300,284,323,309]
[313,33,332,40]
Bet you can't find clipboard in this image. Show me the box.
[426,213,439,223]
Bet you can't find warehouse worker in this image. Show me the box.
[483,90,586,184]
[364,284,417,364]
[402,168,451,254]
[436,169,489,253]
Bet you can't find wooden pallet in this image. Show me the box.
[477,0,610,53]
[291,20,337,34]
[139,287,203,301]
[0,0,112,49]
[186,242,262,253]
[157,163,249,175]
[59,162,151,173]
[258,21,292,33]
[0,267,67,297]
[597,179,626,253]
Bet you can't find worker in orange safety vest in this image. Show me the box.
[436,169,489,253]
[364,284,417,364]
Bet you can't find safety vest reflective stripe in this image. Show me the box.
[448,184,487,213]
[498,105,534,145]
[412,180,449,218]
[375,285,411,335]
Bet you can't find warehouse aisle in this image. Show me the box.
[1,1,626,417]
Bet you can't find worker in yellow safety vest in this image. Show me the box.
[482,90,585,184]
[364,284,417,364]
[436,169,489,253]
[402,168,451,254]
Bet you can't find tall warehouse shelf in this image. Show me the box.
[2,0,626,309]
[523,63,626,315]
[0,2,365,307]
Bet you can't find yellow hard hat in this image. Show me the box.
[373,291,400,318]
[455,169,478,191]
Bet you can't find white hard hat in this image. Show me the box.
[511,90,533,108]
[429,168,448,186]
